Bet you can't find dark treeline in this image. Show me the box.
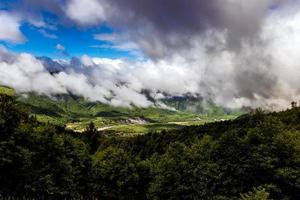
[0,93,299,199]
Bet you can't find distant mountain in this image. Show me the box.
[37,56,91,74]
[37,57,66,73]
[161,95,244,116]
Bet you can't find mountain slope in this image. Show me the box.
[0,86,239,135]
[20,93,234,135]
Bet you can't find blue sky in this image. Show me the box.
[0,1,140,60]
[2,23,138,59]
[8,24,135,59]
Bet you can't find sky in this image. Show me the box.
[4,23,134,59]
[0,0,141,59]
[0,0,300,109]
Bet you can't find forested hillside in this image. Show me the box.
[0,85,237,135]
[0,93,299,199]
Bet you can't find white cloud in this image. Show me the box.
[0,12,25,43]
[56,44,65,51]
[94,33,118,42]
[0,52,65,94]
[0,47,153,107]
[80,55,94,67]
[56,44,68,56]
[39,29,57,39]
[93,33,141,56]
[65,0,107,25]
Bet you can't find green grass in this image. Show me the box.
[0,86,15,96]
[98,123,184,137]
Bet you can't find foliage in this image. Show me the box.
[92,147,147,199]
[0,93,300,199]
[0,86,15,96]
[239,187,270,200]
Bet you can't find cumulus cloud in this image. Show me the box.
[6,0,64,27]
[0,11,25,43]
[0,0,62,41]
[63,0,277,56]
[0,46,154,107]
[82,0,300,109]
[61,0,296,58]
[0,49,65,94]
[65,0,107,25]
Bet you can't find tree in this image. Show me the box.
[0,94,25,138]
[92,147,143,199]
[240,187,270,200]
[84,122,100,153]
[291,101,297,108]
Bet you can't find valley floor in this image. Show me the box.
[65,116,237,137]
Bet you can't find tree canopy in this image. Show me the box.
[0,93,299,199]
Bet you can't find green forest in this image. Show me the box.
[0,93,299,199]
